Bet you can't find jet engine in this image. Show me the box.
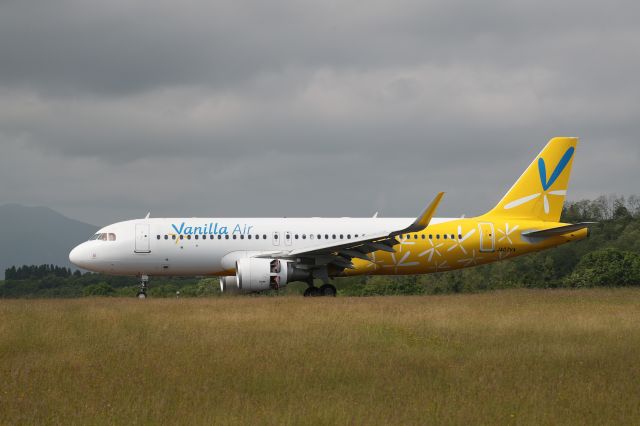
[235,258,310,292]
[219,276,239,294]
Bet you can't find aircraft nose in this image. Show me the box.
[69,244,86,268]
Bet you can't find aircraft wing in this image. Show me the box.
[254,192,444,271]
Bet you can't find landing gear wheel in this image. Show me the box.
[319,284,337,297]
[303,287,321,297]
[137,274,149,299]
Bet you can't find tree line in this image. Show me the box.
[1,195,640,298]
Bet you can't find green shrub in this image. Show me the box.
[564,248,640,287]
[82,282,115,296]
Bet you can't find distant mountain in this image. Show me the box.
[0,204,97,279]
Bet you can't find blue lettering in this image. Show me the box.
[171,222,250,236]
[171,222,185,234]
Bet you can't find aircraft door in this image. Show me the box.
[135,224,151,253]
[272,231,280,246]
[478,222,495,253]
[285,231,292,246]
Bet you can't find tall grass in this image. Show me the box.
[1,289,639,425]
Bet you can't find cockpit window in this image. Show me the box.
[89,233,116,241]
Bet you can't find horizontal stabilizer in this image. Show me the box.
[521,222,595,238]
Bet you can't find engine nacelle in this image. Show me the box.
[236,258,310,292]
[219,276,240,294]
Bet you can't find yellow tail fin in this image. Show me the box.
[484,137,579,222]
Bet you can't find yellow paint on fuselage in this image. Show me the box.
[347,218,588,276]
[348,136,586,276]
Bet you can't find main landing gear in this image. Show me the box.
[303,283,337,297]
[137,275,149,299]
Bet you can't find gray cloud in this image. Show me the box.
[0,0,638,225]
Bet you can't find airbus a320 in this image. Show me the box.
[69,137,590,297]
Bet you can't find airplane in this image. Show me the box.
[69,137,591,298]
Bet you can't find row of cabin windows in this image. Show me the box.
[286,233,360,240]
[402,234,462,240]
[156,232,462,241]
[157,234,269,240]
[157,233,362,241]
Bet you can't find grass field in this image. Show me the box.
[1,289,639,425]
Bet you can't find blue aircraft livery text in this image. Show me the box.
[171,222,253,236]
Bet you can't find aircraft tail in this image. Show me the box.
[483,137,578,222]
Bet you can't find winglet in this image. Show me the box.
[390,192,444,237]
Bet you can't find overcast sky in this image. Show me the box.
[1,0,638,225]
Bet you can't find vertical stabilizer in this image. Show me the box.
[483,137,578,222]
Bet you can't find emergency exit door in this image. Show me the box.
[135,224,151,253]
[478,222,495,253]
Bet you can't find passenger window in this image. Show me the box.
[210,235,214,239]
[225,235,229,240]
[180,235,184,240]
[421,234,425,239]
[295,234,299,239]
[340,234,343,239]
[436,234,440,239]
[451,234,455,240]
[157,235,161,240]
[240,235,244,239]
[443,234,447,240]
[248,235,252,239]
[194,235,199,240]
[302,234,306,239]
[263,234,267,239]
[172,235,176,240]
[164,235,168,240]
[317,234,321,239]
[347,234,351,239]
[187,235,191,240]
[332,234,336,239]
[233,235,237,240]
[325,234,329,239]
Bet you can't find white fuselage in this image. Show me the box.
[69,217,455,277]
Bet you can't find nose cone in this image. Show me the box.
[69,244,86,268]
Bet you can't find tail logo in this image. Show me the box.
[538,147,574,191]
[504,146,574,214]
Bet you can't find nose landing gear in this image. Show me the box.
[136,275,149,299]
